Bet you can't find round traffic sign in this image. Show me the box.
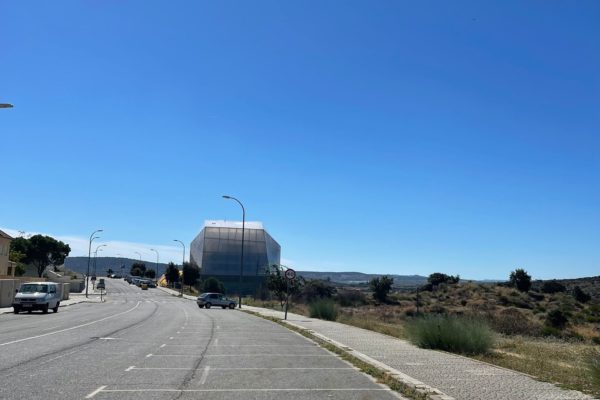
[284,268,296,280]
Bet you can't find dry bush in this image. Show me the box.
[488,307,543,336]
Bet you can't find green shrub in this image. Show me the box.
[309,299,338,321]
[404,315,494,355]
[541,326,563,337]
[546,309,568,329]
[336,290,367,307]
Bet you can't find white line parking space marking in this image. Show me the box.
[169,337,174,340]
[200,366,210,384]
[125,366,135,372]
[0,302,142,347]
[149,354,332,357]
[85,385,107,399]
[159,344,166,348]
[214,338,218,345]
[128,367,354,371]
[145,353,152,358]
[94,388,391,395]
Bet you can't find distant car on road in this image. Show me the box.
[12,282,61,314]
[196,293,236,309]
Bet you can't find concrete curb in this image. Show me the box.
[242,305,455,400]
[285,322,455,400]
[157,286,196,300]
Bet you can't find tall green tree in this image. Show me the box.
[182,262,200,290]
[10,234,71,277]
[203,277,226,293]
[144,269,156,279]
[165,262,180,287]
[130,262,146,277]
[9,249,26,276]
[369,276,394,303]
[427,273,460,286]
[509,268,532,292]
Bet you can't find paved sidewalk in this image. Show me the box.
[0,295,102,314]
[244,305,594,400]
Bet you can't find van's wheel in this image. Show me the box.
[53,303,59,313]
[229,303,235,309]
[42,304,49,314]
[205,302,212,309]
[13,307,20,314]
[198,304,204,308]
[28,310,32,314]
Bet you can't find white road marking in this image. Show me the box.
[176,331,180,334]
[98,388,390,393]
[169,336,174,340]
[145,353,152,358]
[159,343,166,348]
[85,385,107,399]
[200,366,210,384]
[128,367,353,371]
[214,338,218,345]
[0,302,142,347]
[125,366,135,372]
[149,354,332,357]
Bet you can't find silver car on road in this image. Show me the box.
[196,293,236,309]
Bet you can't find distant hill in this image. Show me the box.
[65,256,170,276]
[297,271,427,287]
[533,276,600,300]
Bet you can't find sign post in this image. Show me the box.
[284,268,296,320]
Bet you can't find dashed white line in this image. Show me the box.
[85,385,107,399]
[200,366,210,384]
[159,343,166,348]
[145,353,153,358]
[125,366,135,372]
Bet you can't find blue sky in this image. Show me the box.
[1,1,599,279]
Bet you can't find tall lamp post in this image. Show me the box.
[93,244,107,277]
[173,240,185,297]
[117,253,125,277]
[222,195,245,309]
[150,248,159,281]
[86,229,103,298]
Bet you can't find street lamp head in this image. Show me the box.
[222,195,231,199]
[0,103,14,108]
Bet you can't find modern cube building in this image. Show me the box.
[190,220,281,295]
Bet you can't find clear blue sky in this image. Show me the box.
[1,1,599,279]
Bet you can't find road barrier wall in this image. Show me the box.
[0,279,17,307]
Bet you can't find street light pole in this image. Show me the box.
[150,248,159,281]
[93,244,107,277]
[173,240,185,297]
[86,229,103,298]
[134,251,142,262]
[222,195,245,309]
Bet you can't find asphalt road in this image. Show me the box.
[0,278,403,400]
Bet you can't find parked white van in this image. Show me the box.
[12,282,62,314]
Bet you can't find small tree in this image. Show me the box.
[428,273,460,286]
[302,279,336,302]
[369,276,393,303]
[182,262,200,291]
[9,249,26,276]
[509,268,532,292]
[12,234,71,277]
[203,277,226,293]
[267,267,304,308]
[107,268,114,275]
[130,262,146,277]
[144,269,156,279]
[573,286,591,303]
[541,280,566,294]
[165,262,180,287]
